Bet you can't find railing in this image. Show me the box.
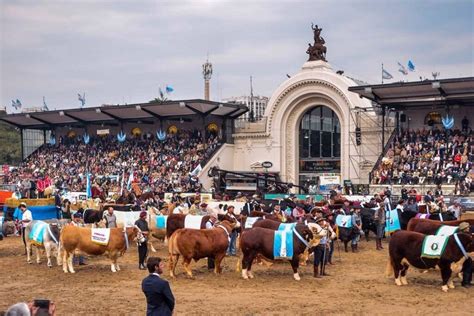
[198,142,224,170]
[368,127,398,184]
[234,117,267,133]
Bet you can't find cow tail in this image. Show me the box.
[385,256,394,278]
[168,231,179,256]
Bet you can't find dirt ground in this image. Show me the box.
[0,236,472,315]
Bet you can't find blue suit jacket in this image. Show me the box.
[142,274,175,316]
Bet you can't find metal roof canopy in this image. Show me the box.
[0,99,248,129]
[348,77,474,110]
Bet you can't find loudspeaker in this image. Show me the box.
[400,114,407,122]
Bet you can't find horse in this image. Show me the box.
[386,230,472,291]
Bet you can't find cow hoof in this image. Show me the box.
[441,285,448,292]
[448,281,455,289]
[293,273,301,281]
[458,273,463,279]
[63,270,68,274]
[27,261,32,264]
[248,272,254,279]
[401,277,408,285]
[395,278,402,286]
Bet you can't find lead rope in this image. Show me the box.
[124,228,129,250]
[453,233,470,259]
[215,224,231,243]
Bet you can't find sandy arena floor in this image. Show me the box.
[0,235,471,315]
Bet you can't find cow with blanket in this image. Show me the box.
[25,220,61,267]
[240,222,327,281]
[386,229,472,291]
[407,218,474,235]
[335,211,359,252]
[168,220,235,278]
[60,225,144,273]
[166,213,237,239]
[398,210,456,230]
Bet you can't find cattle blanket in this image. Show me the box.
[436,225,458,237]
[184,215,204,229]
[336,215,353,228]
[273,230,294,259]
[114,211,141,227]
[278,223,296,231]
[29,221,48,246]
[421,235,449,259]
[155,215,168,229]
[91,228,110,245]
[244,217,260,229]
[385,210,401,234]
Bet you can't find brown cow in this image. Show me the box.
[407,218,474,235]
[60,226,143,273]
[386,230,472,291]
[240,223,327,281]
[166,213,237,238]
[168,220,235,278]
[249,210,293,222]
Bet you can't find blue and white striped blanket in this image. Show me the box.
[29,221,48,245]
[278,223,296,231]
[155,215,168,229]
[273,230,294,259]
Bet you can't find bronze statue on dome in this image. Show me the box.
[306,23,327,62]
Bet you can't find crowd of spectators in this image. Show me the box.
[371,124,473,195]
[4,130,221,196]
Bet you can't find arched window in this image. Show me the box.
[299,106,341,159]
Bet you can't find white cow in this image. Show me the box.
[25,220,61,267]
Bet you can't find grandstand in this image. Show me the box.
[349,77,474,196]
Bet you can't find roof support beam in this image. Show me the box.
[28,114,55,127]
[0,117,24,129]
[62,112,88,125]
[100,109,124,122]
[184,104,203,115]
[231,108,249,119]
[140,107,163,120]
[203,105,220,116]
[224,108,243,119]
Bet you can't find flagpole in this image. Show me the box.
[382,63,384,84]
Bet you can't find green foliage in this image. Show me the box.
[0,121,21,164]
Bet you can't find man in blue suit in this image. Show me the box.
[142,257,175,316]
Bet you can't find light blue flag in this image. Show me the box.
[407,60,415,72]
[165,85,174,93]
[385,209,401,234]
[127,170,134,190]
[86,173,92,198]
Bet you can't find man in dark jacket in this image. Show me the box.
[142,257,175,316]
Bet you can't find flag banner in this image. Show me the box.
[398,62,408,75]
[86,173,92,198]
[127,171,134,190]
[408,60,415,72]
[166,85,174,93]
[385,209,401,233]
[190,164,202,176]
[382,69,393,80]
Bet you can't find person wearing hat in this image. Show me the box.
[448,200,462,220]
[135,211,150,270]
[19,202,32,253]
[205,213,218,270]
[342,200,351,215]
[292,205,305,223]
[198,203,208,216]
[458,222,472,288]
[313,217,330,278]
[373,202,386,251]
[225,205,238,256]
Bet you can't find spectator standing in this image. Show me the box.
[135,211,150,270]
[103,206,117,228]
[142,257,175,316]
[447,200,462,219]
[225,206,238,256]
[19,202,32,253]
[350,207,362,253]
[374,204,385,250]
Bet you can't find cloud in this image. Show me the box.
[1,0,472,110]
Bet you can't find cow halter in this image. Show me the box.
[215,224,231,242]
[292,228,309,248]
[47,225,59,244]
[453,233,470,259]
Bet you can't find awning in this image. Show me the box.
[348,77,474,110]
[0,99,248,129]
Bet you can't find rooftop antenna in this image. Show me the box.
[432,72,440,80]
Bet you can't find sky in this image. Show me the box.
[1,0,473,112]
